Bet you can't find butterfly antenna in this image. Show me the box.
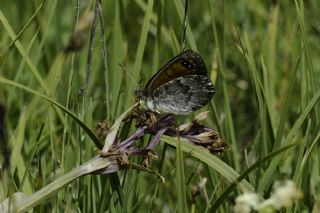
[118,63,139,88]
[180,0,189,53]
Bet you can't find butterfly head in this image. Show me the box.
[134,89,146,101]
[135,88,158,113]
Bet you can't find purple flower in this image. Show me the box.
[111,108,228,156]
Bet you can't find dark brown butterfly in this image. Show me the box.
[136,50,215,114]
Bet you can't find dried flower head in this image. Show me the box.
[99,104,228,172]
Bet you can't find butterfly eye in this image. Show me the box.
[181,60,193,69]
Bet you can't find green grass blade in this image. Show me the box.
[161,135,254,191]
[0,77,103,148]
[0,11,47,91]
[0,157,118,213]
[208,0,240,170]
[129,0,154,105]
[176,137,187,213]
[210,142,297,212]
[259,87,320,192]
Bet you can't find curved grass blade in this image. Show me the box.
[259,87,320,192]
[0,156,118,213]
[0,77,103,149]
[209,142,297,212]
[161,135,254,191]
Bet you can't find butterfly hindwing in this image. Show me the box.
[150,75,215,114]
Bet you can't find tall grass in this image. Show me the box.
[1,0,320,212]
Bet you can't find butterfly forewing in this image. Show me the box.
[145,50,207,96]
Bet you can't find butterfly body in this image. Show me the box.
[137,50,215,115]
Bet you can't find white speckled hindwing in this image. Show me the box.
[149,75,215,114]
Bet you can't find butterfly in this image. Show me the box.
[136,50,215,115]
